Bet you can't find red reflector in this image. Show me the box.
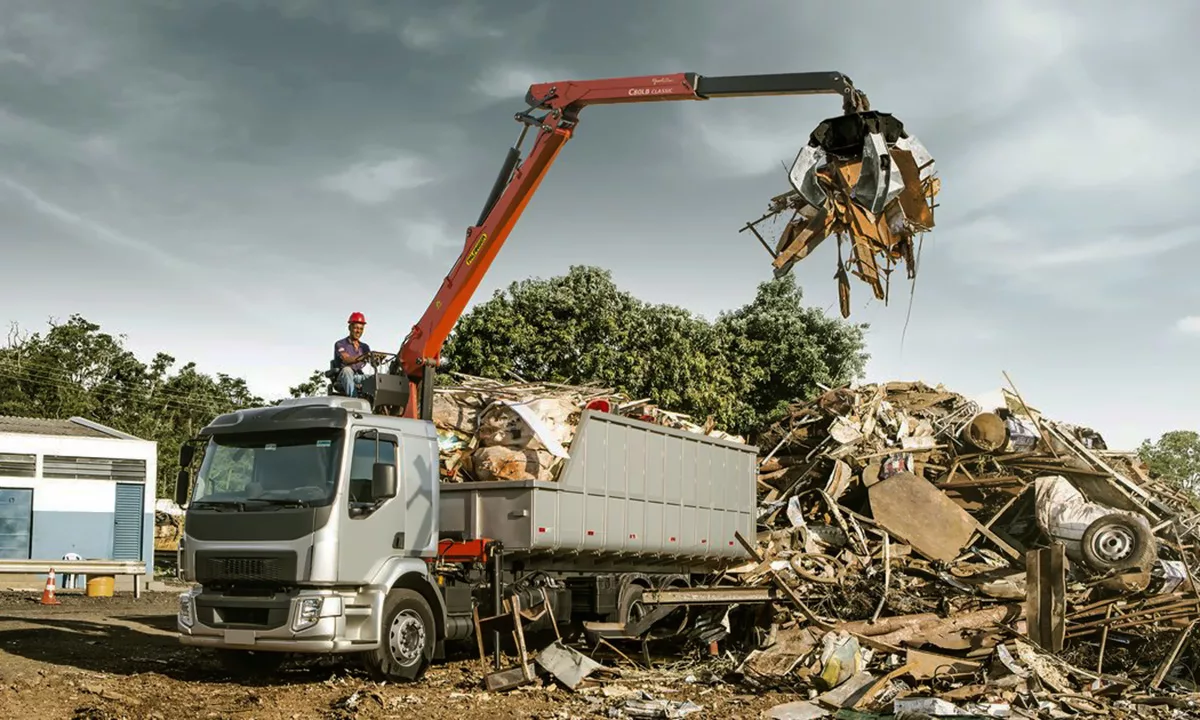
[729,541,734,546]
[629,533,636,539]
[538,527,546,533]
[701,539,707,544]
[587,530,595,536]
[669,537,676,542]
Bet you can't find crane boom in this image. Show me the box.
[395,71,869,419]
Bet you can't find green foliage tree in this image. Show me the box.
[1138,430,1200,494]
[441,265,869,437]
[0,315,264,499]
[289,371,327,398]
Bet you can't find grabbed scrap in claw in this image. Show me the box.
[744,98,940,318]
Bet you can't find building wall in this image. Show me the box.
[0,432,156,563]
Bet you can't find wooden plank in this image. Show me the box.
[1150,619,1198,689]
[1026,544,1066,652]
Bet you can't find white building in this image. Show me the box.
[0,416,157,567]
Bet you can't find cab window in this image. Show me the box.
[348,433,397,505]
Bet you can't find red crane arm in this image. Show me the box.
[396,71,864,418]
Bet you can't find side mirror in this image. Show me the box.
[175,469,190,506]
[372,462,397,500]
[179,442,195,468]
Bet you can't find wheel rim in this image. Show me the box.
[388,609,426,666]
[1090,524,1135,563]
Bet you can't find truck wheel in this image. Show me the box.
[363,589,435,683]
[215,649,286,676]
[1080,513,1153,573]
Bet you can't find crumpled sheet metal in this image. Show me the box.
[765,111,939,318]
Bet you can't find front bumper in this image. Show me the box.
[177,585,384,653]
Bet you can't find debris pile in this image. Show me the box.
[738,379,1200,716]
[456,374,1200,715]
[742,113,940,318]
[431,373,743,482]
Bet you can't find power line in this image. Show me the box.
[0,363,266,416]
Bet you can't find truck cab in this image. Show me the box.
[174,396,447,681]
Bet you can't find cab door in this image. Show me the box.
[335,427,406,582]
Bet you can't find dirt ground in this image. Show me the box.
[0,589,802,720]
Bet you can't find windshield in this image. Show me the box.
[191,429,342,507]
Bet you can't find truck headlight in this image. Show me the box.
[292,596,343,632]
[178,593,195,628]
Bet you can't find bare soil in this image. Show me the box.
[0,590,800,719]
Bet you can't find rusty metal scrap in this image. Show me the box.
[742,113,940,318]
[740,375,1200,715]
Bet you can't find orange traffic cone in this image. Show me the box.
[40,569,61,606]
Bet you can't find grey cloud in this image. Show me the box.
[1,0,1196,446]
[320,154,437,205]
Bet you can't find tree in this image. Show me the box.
[0,315,264,499]
[289,371,327,398]
[441,265,869,437]
[1138,430,1200,494]
[714,273,869,434]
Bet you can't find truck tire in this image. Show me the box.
[618,581,682,640]
[1080,513,1153,573]
[617,581,647,629]
[363,589,436,683]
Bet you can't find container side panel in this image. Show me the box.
[583,486,606,551]
[558,490,583,549]
[665,499,681,554]
[474,487,533,548]
[584,421,609,495]
[626,429,646,499]
[681,439,697,507]
[680,505,697,553]
[645,432,664,502]
[695,442,713,510]
[607,496,628,552]
[643,431,665,551]
[608,423,628,498]
[530,487,556,550]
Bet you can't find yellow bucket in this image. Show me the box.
[86,575,115,597]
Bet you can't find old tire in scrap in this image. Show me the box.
[364,589,435,682]
[1080,513,1152,573]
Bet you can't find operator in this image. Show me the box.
[333,312,372,397]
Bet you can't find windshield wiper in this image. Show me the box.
[245,498,312,509]
[190,500,245,511]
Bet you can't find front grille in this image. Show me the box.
[194,550,298,585]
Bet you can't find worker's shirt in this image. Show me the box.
[333,336,371,372]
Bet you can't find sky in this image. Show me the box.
[2,0,1198,451]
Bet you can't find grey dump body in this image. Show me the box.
[440,410,757,566]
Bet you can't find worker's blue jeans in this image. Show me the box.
[338,367,364,397]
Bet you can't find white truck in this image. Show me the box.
[173,395,757,681]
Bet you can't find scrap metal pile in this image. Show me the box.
[742,113,940,318]
[431,373,743,483]
[736,379,1200,717]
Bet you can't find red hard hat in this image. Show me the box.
[347,312,366,325]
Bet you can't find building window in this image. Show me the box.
[0,454,36,478]
[42,456,147,482]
